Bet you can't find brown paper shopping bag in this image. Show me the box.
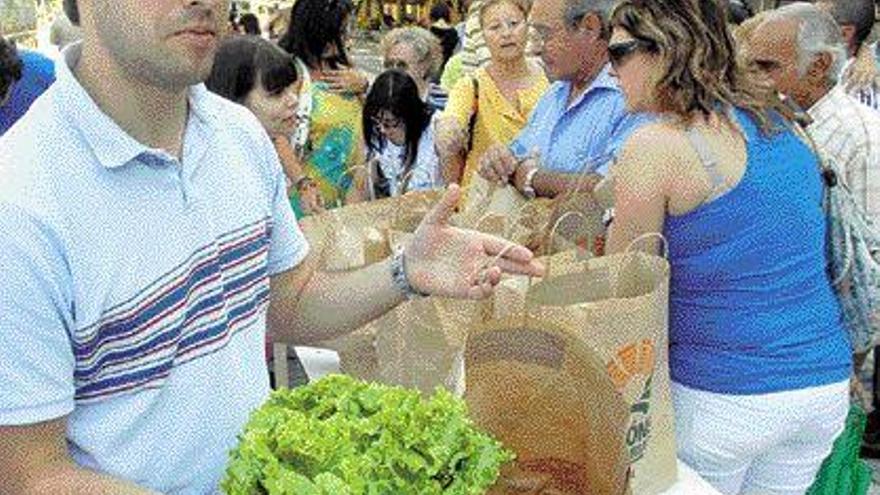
[492,239,677,494]
[298,191,442,378]
[366,296,482,394]
[299,190,442,271]
[465,319,632,495]
[453,174,607,257]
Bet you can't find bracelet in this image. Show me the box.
[294,176,312,190]
[390,245,427,299]
[521,167,539,199]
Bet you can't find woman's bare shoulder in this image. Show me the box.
[615,121,692,174]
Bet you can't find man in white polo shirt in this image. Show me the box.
[0,1,543,494]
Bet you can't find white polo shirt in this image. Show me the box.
[0,43,308,494]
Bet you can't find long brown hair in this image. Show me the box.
[611,0,792,132]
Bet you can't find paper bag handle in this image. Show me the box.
[608,232,668,298]
[469,242,519,286]
[542,210,589,273]
[623,232,669,259]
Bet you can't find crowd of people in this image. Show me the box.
[2,0,880,494]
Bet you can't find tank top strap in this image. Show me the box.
[684,127,728,202]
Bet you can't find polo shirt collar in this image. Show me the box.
[563,63,619,111]
[55,43,215,170]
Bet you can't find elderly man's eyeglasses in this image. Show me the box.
[608,39,656,69]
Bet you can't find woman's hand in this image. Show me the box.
[478,143,518,184]
[316,68,370,95]
[298,179,326,215]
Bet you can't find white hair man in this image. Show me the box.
[751,2,880,224]
[750,0,880,454]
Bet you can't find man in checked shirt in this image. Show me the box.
[752,0,880,458]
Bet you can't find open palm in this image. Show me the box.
[404,186,544,299]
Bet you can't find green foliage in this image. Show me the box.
[222,374,513,495]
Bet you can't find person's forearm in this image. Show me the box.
[277,146,304,183]
[532,170,602,198]
[439,153,465,185]
[270,258,406,345]
[23,464,158,495]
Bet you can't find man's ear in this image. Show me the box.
[807,51,834,84]
[841,24,857,53]
[581,11,603,37]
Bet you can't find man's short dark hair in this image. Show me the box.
[0,37,24,102]
[429,2,452,22]
[64,0,80,25]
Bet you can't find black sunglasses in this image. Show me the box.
[608,39,656,69]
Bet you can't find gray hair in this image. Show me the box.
[773,2,847,85]
[381,27,444,78]
[564,0,616,36]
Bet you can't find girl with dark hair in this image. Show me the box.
[238,13,262,36]
[605,0,850,492]
[277,0,370,211]
[206,35,323,215]
[361,70,441,198]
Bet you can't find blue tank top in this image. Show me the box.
[663,109,851,395]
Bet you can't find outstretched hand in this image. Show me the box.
[404,185,544,300]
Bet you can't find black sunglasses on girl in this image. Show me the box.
[608,39,656,69]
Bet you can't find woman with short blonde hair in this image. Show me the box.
[434,0,548,188]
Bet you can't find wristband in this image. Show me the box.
[390,245,427,299]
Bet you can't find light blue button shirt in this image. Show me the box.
[510,64,649,175]
[0,44,308,494]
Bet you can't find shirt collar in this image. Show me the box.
[55,42,215,169]
[807,84,848,123]
[561,63,619,111]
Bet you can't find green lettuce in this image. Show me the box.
[222,374,513,495]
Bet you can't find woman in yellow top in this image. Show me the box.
[434,0,548,190]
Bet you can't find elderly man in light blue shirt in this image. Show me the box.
[480,0,646,199]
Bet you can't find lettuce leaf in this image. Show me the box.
[222,374,512,495]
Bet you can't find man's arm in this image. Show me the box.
[479,146,602,199]
[268,186,544,345]
[0,418,158,495]
[268,252,406,345]
[511,161,603,199]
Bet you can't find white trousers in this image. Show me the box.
[672,380,850,495]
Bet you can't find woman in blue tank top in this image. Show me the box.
[604,1,852,493]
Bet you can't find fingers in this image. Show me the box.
[479,148,505,182]
[481,235,531,262]
[479,146,518,184]
[492,257,545,277]
[466,266,501,300]
[421,184,462,226]
[481,235,545,277]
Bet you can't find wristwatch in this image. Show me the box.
[521,167,539,199]
[390,245,427,299]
